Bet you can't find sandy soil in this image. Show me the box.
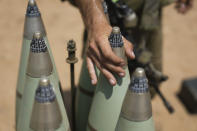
[0,0,196,130]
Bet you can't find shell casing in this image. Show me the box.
[16,32,70,131]
[115,68,155,131]
[75,60,99,131]
[17,75,70,131]
[16,0,62,124]
[87,27,130,131]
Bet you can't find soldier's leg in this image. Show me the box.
[146,19,163,97]
[146,20,163,72]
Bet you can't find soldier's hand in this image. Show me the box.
[86,23,135,86]
[175,0,193,14]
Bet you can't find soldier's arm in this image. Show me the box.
[75,0,135,86]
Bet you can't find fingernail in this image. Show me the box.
[119,72,125,77]
[120,62,125,67]
[91,80,96,85]
[109,79,116,85]
[131,51,135,58]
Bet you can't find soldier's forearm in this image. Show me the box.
[75,0,109,31]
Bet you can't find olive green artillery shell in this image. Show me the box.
[87,67,130,131]
[115,91,155,131]
[116,117,155,131]
[16,38,31,123]
[75,59,99,131]
[16,2,61,123]
[116,67,155,131]
[15,37,60,123]
[17,74,70,131]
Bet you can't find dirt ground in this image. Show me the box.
[0,0,197,131]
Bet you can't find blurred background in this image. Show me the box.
[0,0,197,130]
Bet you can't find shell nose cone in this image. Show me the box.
[109,26,123,48]
[33,32,42,39]
[130,68,148,93]
[29,0,35,6]
[112,26,120,34]
[133,67,146,78]
[39,77,50,87]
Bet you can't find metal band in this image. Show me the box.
[87,121,97,131]
[79,85,94,97]
[121,112,134,121]
[121,111,152,122]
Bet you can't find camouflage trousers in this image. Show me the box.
[123,0,164,72]
[121,0,167,97]
[131,26,163,72]
[129,27,163,97]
